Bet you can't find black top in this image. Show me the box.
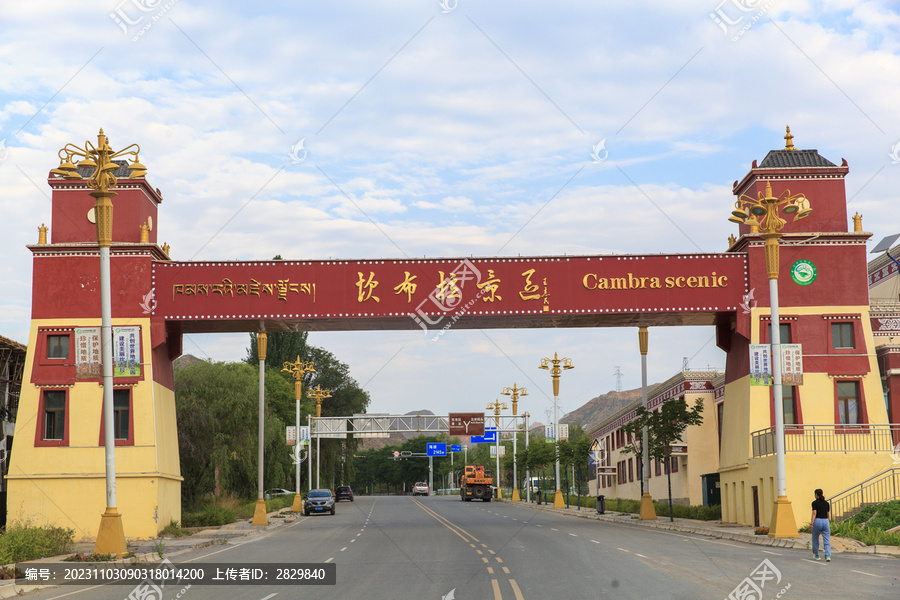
[812,497,830,519]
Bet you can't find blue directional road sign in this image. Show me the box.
[470,427,496,444]
[427,443,447,457]
[450,444,462,453]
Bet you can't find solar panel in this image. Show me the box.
[871,233,900,254]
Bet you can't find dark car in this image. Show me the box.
[335,486,354,502]
[303,489,336,515]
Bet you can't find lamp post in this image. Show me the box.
[501,383,527,501]
[52,129,146,555]
[638,327,657,520]
[539,352,574,508]
[252,333,268,526]
[729,180,811,538]
[486,399,508,499]
[282,356,315,512]
[308,385,332,488]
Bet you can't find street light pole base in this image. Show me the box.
[496,488,502,500]
[512,488,521,502]
[292,493,304,513]
[553,489,565,508]
[251,498,268,526]
[639,493,657,520]
[767,495,799,538]
[94,507,126,556]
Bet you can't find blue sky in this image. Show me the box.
[1,1,898,418]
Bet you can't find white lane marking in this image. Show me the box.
[802,559,825,565]
[340,547,347,552]
[536,524,543,527]
[617,548,630,553]
[551,528,559,531]
[762,550,781,556]
[351,539,356,543]
[851,570,880,578]
[699,539,743,548]
[325,557,334,563]
[568,533,577,537]
[260,595,278,600]
[591,540,600,544]
[635,553,649,559]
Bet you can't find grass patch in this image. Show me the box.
[0,520,74,564]
[181,493,298,527]
[570,495,721,520]
[158,519,191,538]
[63,551,134,562]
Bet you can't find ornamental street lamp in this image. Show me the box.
[252,333,269,526]
[53,129,146,556]
[486,398,508,499]
[308,385,332,488]
[501,384,527,501]
[729,178,811,538]
[282,356,315,512]
[539,352,574,508]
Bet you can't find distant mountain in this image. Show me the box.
[561,387,649,435]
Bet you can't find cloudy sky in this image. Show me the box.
[1,1,898,421]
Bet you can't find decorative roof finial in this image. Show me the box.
[38,223,48,245]
[728,233,736,248]
[852,212,863,232]
[784,125,796,150]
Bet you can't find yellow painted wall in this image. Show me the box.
[7,318,181,540]
[719,304,893,527]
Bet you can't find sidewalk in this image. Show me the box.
[0,508,296,599]
[499,497,900,558]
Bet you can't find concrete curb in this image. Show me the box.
[499,499,900,557]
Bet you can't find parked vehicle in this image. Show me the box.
[335,485,354,501]
[264,488,293,500]
[303,489,336,515]
[413,482,429,496]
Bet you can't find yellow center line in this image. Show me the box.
[491,579,502,600]
[509,579,525,600]
[487,567,494,574]
[502,567,510,574]
[409,496,481,543]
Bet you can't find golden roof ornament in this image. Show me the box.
[728,234,736,248]
[784,125,796,150]
[38,223,48,244]
[161,242,170,256]
[852,212,863,232]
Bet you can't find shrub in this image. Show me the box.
[181,505,235,528]
[754,527,769,535]
[0,520,74,564]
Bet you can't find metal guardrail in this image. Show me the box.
[828,467,900,521]
[750,424,900,458]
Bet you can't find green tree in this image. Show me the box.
[637,397,704,521]
[174,360,295,506]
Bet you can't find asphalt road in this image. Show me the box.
[17,496,899,599]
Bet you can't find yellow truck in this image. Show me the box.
[459,465,493,502]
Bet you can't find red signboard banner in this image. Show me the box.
[152,254,747,332]
[448,413,486,436]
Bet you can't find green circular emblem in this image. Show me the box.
[790,259,817,285]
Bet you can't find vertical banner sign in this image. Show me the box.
[781,343,803,386]
[299,425,310,446]
[286,426,297,446]
[490,445,506,457]
[74,327,102,378]
[559,424,569,441]
[113,326,141,377]
[749,344,772,386]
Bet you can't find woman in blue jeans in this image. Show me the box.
[811,488,831,561]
